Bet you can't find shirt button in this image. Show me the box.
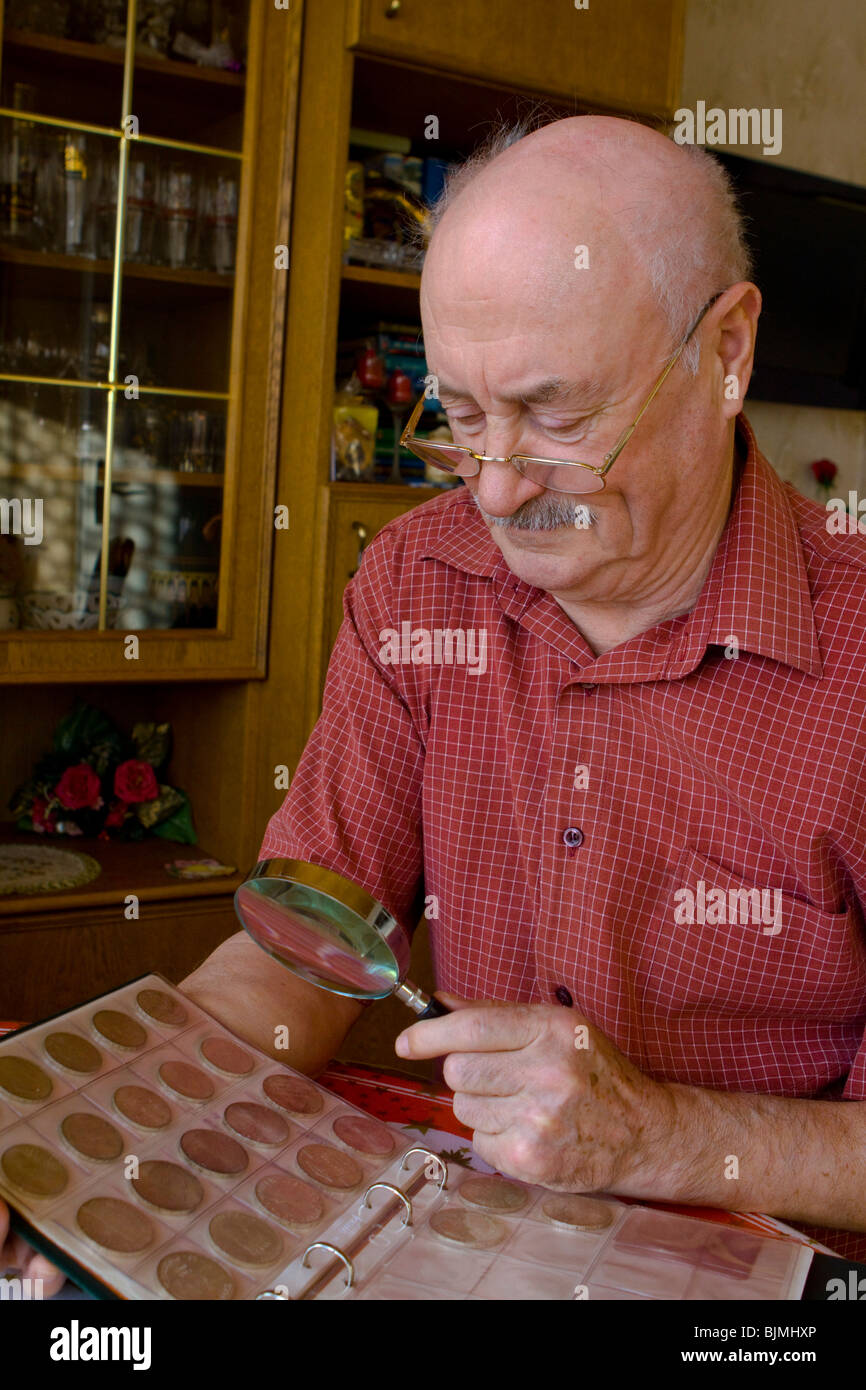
[555,985,574,1007]
[562,826,584,848]
[580,683,597,693]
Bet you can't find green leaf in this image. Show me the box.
[151,796,197,845]
[131,721,172,770]
[135,784,184,830]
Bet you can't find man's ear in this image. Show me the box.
[716,282,762,419]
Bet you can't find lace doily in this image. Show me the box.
[0,843,102,896]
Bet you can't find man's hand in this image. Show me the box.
[395,997,675,1195]
[1,1198,65,1297]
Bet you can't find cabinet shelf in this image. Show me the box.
[340,263,422,321]
[0,243,234,291]
[0,824,243,918]
[0,462,225,487]
[3,28,245,89]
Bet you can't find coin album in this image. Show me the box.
[0,974,813,1301]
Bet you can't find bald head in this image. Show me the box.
[422,115,752,370]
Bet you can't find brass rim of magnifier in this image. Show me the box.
[246,859,381,918]
[243,859,411,980]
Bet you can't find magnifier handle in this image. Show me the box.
[394,979,452,1017]
[416,995,450,1020]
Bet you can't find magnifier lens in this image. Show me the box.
[235,878,400,1001]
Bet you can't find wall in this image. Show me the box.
[681,0,866,506]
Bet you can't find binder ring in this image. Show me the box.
[401,1146,448,1193]
[362,1181,413,1227]
[301,1240,355,1288]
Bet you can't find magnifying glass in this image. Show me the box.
[233,859,449,1019]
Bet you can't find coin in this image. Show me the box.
[92,1010,148,1050]
[209,1210,284,1268]
[458,1176,529,1214]
[158,1059,214,1101]
[180,1128,249,1177]
[1,1142,68,1197]
[297,1142,363,1190]
[157,1250,235,1301]
[429,1208,508,1249]
[77,1197,155,1254]
[200,1035,254,1076]
[224,1101,290,1147]
[132,1159,203,1214]
[0,1055,53,1101]
[262,1072,323,1116]
[43,1031,103,1075]
[136,989,188,1028]
[113,1084,172,1131]
[255,1172,326,1227]
[332,1113,395,1157]
[540,1194,615,1230]
[61,1112,123,1162]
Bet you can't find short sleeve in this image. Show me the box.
[257,557,426,943]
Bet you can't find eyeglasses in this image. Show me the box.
[401,291,725,494]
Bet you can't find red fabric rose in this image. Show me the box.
[114,760,159,803]
[105,799,129,828]
[810,458,838,487]
[32,797,57,833]
[55,763,102,811]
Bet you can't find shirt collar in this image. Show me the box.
[419,414,823,680]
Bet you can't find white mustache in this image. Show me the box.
[470,491,599,531]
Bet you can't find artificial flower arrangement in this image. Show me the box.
[9,702,196,843]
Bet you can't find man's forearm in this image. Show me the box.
[179,931,364,1078]
[634,1080,866,1231]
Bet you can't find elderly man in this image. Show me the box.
[4,114,864,1290]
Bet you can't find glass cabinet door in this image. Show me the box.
[0,0,251,637]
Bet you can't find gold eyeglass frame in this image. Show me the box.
[400,291,726,493]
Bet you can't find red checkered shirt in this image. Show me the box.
[260,414,866,1262]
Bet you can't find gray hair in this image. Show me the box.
[423,114,754,376]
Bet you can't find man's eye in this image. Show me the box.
[448,413,485,431]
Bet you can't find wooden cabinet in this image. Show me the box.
[0,2,301,682]
[348,0,685,115]
[321,483,444,688]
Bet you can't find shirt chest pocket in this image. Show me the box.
[638,846,866,1023]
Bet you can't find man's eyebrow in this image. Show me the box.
[434,376,605,405]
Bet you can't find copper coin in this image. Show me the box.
[43,1031,103,1075]
[113,1084,172,1131]
[158,1059,214,1101]
[1,1142,68,1197]
[157,1250,235,1301]
[208,1209,284,1268]
[224,1101,289,1147]
[429,1208,508,1249]
[297,1142,363,1191]
[541,1194,615,1231]
[332,1113,395,1158]
[255,1172,326,1228]
[77,1197,155,1254]
[262,1072,323,1116]
[92,1010,148,1050]
[136,988,189,1027]
[132,1159,204,1214]
[0,1055,53,1102]
[180,1128,249,1177]
[200,1035,254,1077]
[61,1111,123,1162]
[458,1176,529,1215]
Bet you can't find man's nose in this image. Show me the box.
[471,451,545,518]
